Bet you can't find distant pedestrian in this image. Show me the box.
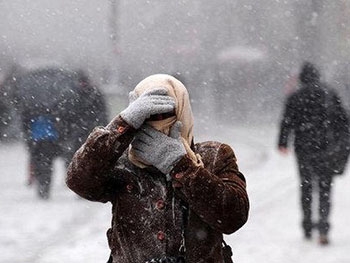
[14,67,108,200]
[278,62,350,245]
[23,111,60,199]
[59,70,108,168]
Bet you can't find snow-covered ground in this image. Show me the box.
[1,124,350,263]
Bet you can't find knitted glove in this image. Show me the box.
[132,121,186,174]
[120,88,175,129]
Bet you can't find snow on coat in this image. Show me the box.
[66,116,249,263]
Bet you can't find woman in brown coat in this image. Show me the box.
[66,74,249,263]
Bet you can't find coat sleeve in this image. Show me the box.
[170,143,249,234]
[66,116,136,202]
[278,95,296,148]
[330,92,350,139]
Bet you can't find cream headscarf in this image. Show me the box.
[128,74,203,169]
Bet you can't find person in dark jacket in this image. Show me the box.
[22,108,60,199]
[278,62,349,245]
[59,70,108,168]
[66,74,249,263]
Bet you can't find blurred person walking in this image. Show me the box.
[66,74,249,263]
[14,67,108,200]
[14,68,65,199]
[23,112,60,199]
[278,62,350,245]
[59,70,108,168]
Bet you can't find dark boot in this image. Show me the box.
[38,180,50,200]
[36,162,52,200]
[319,234,329,245]
[302,220,313,239]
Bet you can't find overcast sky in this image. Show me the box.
[0,1,111,74]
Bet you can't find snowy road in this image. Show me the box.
[1,124,350,263]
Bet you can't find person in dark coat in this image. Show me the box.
[12,69,62,199]
[0,66,22,141]
[278,62,349,245]
[59,70,108,168]
[21,107,60,199]
[66,74,249,263]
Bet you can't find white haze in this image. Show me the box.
[0,1,350,262]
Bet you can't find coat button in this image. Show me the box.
[174,173,183,179]
[157,231,165,241]
[172,181,183,188]
[117,126,126,133]
[155,199,165,210]
[126,184,133,192]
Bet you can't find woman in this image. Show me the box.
[66,74,249,263]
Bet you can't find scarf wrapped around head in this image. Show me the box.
[128,74,203,169]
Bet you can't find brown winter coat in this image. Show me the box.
[66,116,249,263]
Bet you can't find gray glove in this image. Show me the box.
[131,121,186,174]
[120,88,175,129]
